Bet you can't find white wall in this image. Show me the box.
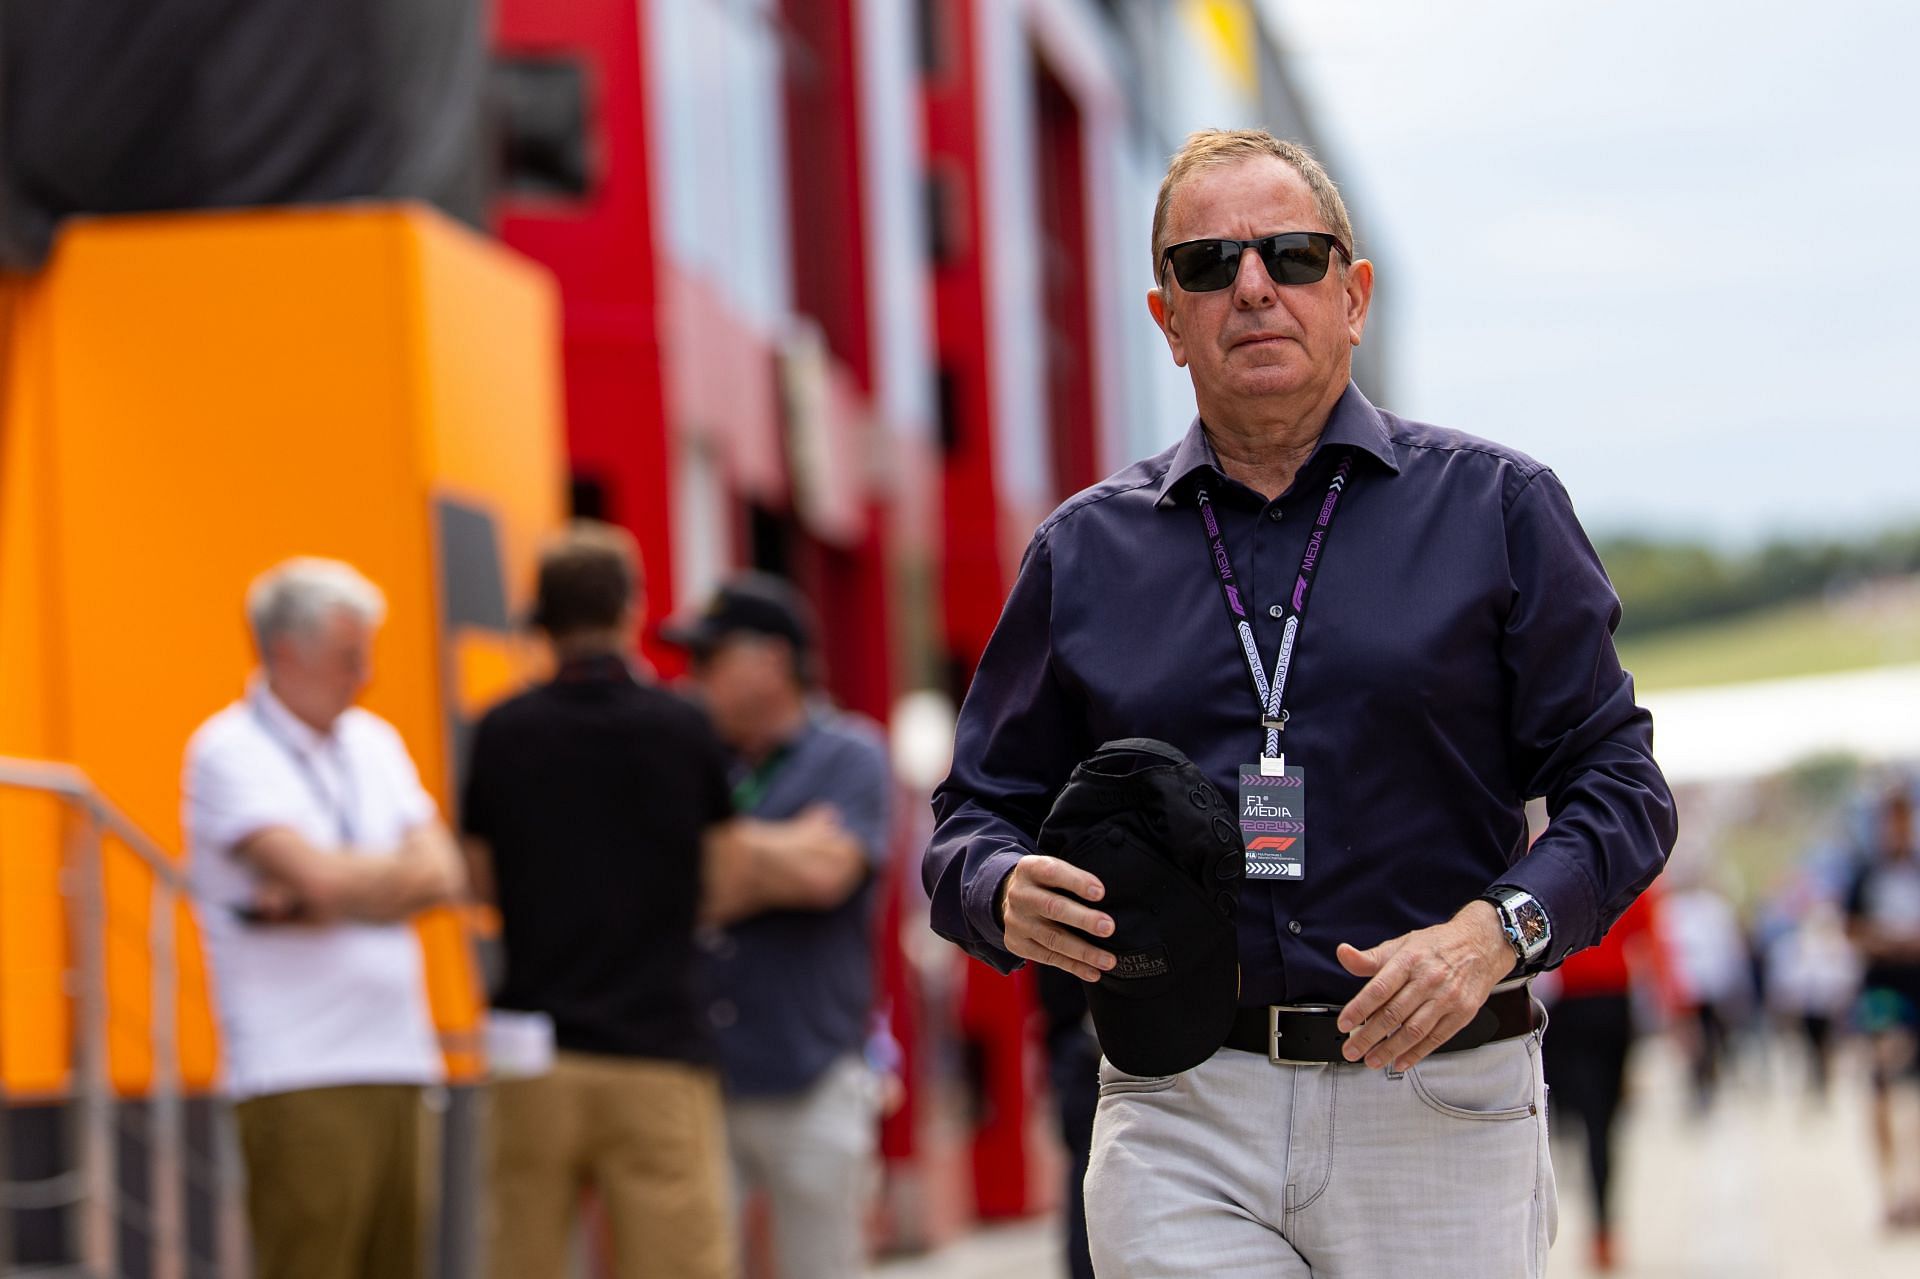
[858,0,938,446]
[648,0,794,329]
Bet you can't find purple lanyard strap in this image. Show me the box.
[1195,453,1353,759]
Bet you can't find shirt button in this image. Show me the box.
[1287,920,1303,935]
[1269,605,1285,619]
[709,1000,738,1029]
[1268,507,1284,522]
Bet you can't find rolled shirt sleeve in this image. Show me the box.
[926,532,1090,972]
[1492,471,1678,967]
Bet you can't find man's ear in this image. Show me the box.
[1343,258,1374,347]
[1147,286,1189,368]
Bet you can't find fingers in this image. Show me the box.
[798,803,846,829]
[1002,856,1115,982]
[1024,919,1118,978]
[1339,960,1432,1064]
[1022,940,1109,983]
[1008,857,1112,937]
[1019,854,1107,905]
[1354,1000,1478,1071]
[1335,937,1410,1034]
[1336,924,1502,1069]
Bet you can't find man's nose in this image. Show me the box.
[1230,247,1277,308]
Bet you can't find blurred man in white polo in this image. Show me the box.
[185,557,464,1279]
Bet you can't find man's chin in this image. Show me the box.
[1220,363,1315,400]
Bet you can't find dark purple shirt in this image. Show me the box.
[925,384,1676,1006]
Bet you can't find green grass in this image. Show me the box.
[1616,578,1920,692]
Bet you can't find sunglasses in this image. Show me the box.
[1159,231,1349,293]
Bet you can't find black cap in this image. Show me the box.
[1037,739,1244,1078]
[659,572,815,657]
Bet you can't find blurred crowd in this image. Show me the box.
[185,527,901,1279]
[1537,782,1920,1272]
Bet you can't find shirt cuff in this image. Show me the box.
[1489,844,1600,970]
[963,849,1028,967]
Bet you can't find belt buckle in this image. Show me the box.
[1267,1003,1339,1066]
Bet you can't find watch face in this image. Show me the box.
[1511,897,1550,954]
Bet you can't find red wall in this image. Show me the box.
[924,0,1006,685]
[1034,58,1100,503]
[492,0,680,666]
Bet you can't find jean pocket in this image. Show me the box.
[1096,1058,1177,1098]
[1406,1042,1538,1122]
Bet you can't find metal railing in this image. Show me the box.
[0,757,246,1278]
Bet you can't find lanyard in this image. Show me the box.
[731,743,795,815]
[1195,453,1353,764]
[250,698,359,846]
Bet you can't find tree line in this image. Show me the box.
[1597,524,1920,638]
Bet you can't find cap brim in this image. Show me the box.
[656,617,721,652]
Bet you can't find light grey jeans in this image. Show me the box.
[726,1055,878,1279]
[1085,1027,1556,1277]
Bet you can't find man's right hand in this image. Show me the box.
[995,856,1117,983]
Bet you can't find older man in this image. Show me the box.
[924,129,1676,1277]
[185,557,464,1279]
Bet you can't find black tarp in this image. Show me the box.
[0,0,489,269]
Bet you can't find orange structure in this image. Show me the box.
[0,205,566,1099]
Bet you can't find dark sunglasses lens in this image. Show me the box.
[1168,241,1240,292]
[1261,235,1332,285]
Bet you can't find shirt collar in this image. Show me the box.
[249,673,335,754]
[1153,381,1400,509]
[554,651,639,685]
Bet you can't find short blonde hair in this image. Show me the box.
[1151,130,1355,282]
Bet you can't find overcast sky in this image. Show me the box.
[1261,0,1919,544]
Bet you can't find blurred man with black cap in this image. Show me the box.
[665,572,893,1279]
[461,522,736,1279]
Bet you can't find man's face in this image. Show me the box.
[1147,157,1372,415]
[692,634,795,746]
[269,608,374,727]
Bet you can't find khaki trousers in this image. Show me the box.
[234,1083,429,1279]
[488,1052,734,1279]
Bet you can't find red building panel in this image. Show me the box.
[924,0,1007,681]
[492,0,683,663]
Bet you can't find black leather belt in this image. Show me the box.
[1222,985,1537,1064]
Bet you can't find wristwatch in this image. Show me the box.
[1479,887,1551,973]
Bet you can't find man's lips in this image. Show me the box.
[1230,333,1294,350]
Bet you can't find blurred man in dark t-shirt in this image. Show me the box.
[462,523,736,1279]
[666,573,893,1279]
[1844,784,1920,1228]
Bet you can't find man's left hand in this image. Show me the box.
[1334,901,1514,1071]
